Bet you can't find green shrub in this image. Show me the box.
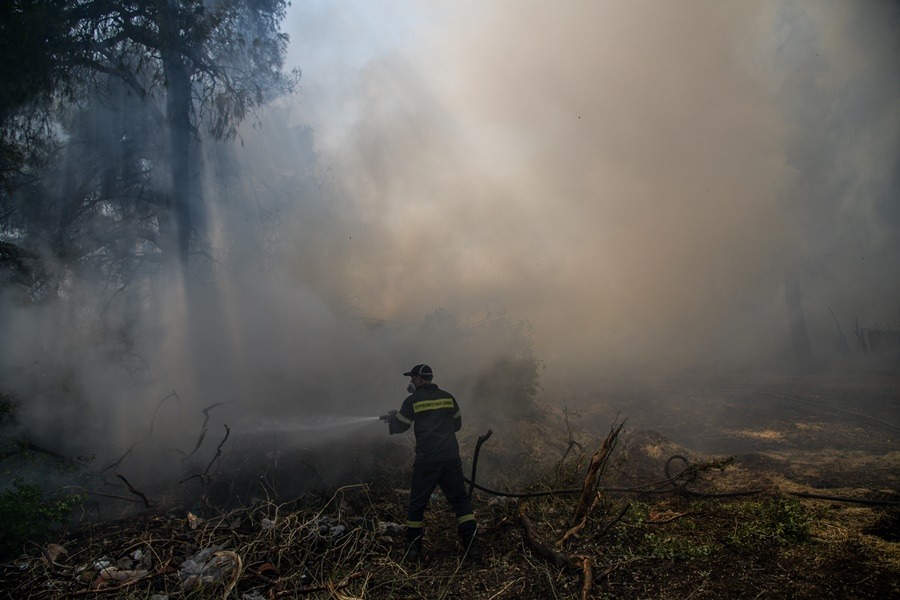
[642,532,718,560]
[0,480,82,558]
[727,497,810,550]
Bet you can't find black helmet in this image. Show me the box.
[402,364,433,379]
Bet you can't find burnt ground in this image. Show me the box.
[2,370,899,599]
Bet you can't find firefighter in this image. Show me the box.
[383,364,482,562]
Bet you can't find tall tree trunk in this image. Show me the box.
[158,0,192,266]
[165,57,192,265]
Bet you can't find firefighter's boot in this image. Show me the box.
[404,527,423,563]
[458,523,482,562]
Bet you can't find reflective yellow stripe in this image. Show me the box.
[396,413,413,425]
[406,520,425,528]
[412,398,454,413]
[457,514,475,524]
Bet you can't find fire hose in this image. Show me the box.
[463,430,900,507]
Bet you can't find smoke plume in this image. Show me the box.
[1,1,898,488]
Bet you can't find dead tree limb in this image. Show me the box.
[517,503,572,569]
[114,474,150,508]
[203,425,230,476]
[149,391,180,437]
[558,408,585,478]
[557,421,625,547]
[559,491,604,546]
[558,407,585,477]
[181,402,227,463]
[596,503,630,538]
[201,402,227,429]
[581,555,592,600]
[568,421,624,528]
[180,428,207,462]
[468,429,493,500]
[179,424,231,486]
[100,447,134,477]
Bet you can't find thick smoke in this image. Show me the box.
[284,0,899,381]
[1,1,898,491]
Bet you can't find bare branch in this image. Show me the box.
[114,473,150,508]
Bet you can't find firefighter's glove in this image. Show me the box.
[380,410,398,424]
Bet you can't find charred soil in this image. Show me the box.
[2,372,898,599]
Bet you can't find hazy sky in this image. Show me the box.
[278,0,899,380]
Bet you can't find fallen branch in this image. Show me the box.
[646,508,689,525]
[593,562,620,584]
[596,503,630,538]
[580,555,592,600]
[517,503,572,569]
[468,429,493,500]
[559,491,603,546]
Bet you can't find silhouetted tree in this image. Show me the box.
[0,0,72,190]
[67,0,297,265]
[1,0,297,284]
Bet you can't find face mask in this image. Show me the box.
[407,381,416,394]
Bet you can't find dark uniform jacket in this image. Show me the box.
[389,383,461,464]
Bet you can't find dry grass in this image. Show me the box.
[3,382,899,599]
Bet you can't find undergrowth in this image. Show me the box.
[0,480,84,558]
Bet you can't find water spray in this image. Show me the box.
[242,415,382,435]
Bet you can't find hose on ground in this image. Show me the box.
[464,432,900,507]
